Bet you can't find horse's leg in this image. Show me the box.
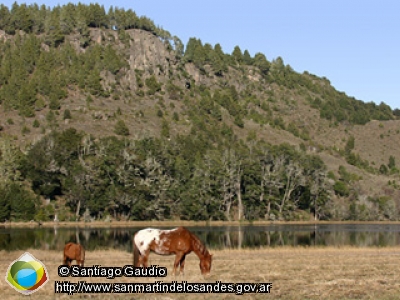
[77,253,84,267]
[179,254,186,275]
[142,250,150,268]
[138,254,145,267]
[173,253,183,276]
[137,255,143,267]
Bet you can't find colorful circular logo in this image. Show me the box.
[5,252,49,295]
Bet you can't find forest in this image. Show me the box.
[0,3,399,222]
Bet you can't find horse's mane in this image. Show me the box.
[189,231,209,257]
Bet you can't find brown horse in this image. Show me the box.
[133,226,212,276]
[63,242,85,267]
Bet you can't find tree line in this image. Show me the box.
[1,128,398,222]
[0,128,332,222]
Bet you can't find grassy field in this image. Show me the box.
[1,246,400,299]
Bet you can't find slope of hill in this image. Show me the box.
[0,3,399,222]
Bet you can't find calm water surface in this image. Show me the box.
[1,224,400,251]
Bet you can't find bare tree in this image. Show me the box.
[141,157,172,220]
[220,168,235,221]
[220,149,243,221]
[235,160,244,221]
[310,170,331,220]
[259,153,284,218]
[192,153,219,220]
[278,161,305,215]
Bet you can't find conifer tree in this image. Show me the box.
[60,3,76,34]
[0,5,10,31]
[232,45,243,64]
[253,52,270,76]
[212,43,227,76]
[11,3,33,33]
[183,38,198,63]
[243,49,253,65]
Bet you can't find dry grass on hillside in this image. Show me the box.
[1,247,400,299]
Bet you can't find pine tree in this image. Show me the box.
[243,49,253,65]
[11,3,33,33]
[44,7,65,47]
[212,43,227,76]
[88,3,106,28]
[0,189,10,221]
[18,83,36,117]
[253,52,270,76]
[232,45,243,64]
[60,3,76,34]
[0,5,10,31]
[86,69,103,96]
[183,38,198,63]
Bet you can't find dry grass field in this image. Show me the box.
[1,246,400,300]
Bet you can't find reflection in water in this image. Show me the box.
[1,224,400,252]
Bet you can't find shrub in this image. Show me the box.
[33,119,40,128]
[0,183,37,221]
[63,109,72,120]
[114,120,130,136]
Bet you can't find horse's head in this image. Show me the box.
[200,252,212,276]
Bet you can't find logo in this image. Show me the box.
[5,252,49,295]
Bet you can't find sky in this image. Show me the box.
[4,0,400,109]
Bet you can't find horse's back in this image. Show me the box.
[134,227,192,255]
[64,242,72,249]
[134,228,163,254]
[160,227,193,252]
[64,242,74,255]
[64,242,84,259]
[170,226,192,241]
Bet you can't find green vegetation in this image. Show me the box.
[114,119,130,136]
[2,127,331,221]
[0,3,398,222]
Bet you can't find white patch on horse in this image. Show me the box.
[153,228,178,255]
[134,228,161,254]
[160,228,178,234]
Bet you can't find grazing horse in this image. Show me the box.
[133,226,212,276]
[63,242,85,267]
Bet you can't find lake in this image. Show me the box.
[1,224,400,251]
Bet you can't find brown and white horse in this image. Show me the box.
[63,242,85,267]
[133,226,212,276]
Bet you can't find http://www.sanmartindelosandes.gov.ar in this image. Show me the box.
[5,252,49,295]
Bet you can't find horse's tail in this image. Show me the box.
[133,234,140,267]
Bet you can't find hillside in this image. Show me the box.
[0,3,400,222]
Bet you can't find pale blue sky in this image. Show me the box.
[4,0,400,109]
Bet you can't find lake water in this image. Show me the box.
[1,224,400,251]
